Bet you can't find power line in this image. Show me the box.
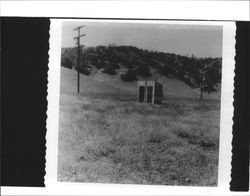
[74,25,85,93]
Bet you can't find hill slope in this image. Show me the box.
[61,45,221,99]
[61,66,220,100]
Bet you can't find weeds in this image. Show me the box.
[58,68,220,186]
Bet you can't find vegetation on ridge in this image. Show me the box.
[61,45,222,95]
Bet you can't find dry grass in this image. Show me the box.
[57,67,220,186]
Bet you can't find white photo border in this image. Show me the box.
[43,19,235,195]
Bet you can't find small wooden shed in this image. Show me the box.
[137,80,163,104]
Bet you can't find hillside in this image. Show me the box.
[58,66,220,186]
[61,66,219,101]
[61,45,222,99]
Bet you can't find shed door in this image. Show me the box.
[147,86,153,103]
[139,86,145,102]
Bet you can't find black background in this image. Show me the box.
[1,18,49,186]
[1,18,249,190]
[230,21,250,191]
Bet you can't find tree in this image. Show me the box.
[198,63,221,100]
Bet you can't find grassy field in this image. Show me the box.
[58,67,220,186]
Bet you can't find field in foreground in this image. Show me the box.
[58,67,220,186]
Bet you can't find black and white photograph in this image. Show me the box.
[57,20,223,186]
[3,0,250,195]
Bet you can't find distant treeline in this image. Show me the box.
[61,45,222,94]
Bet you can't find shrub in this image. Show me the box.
[176,130,201,145]
[76,66,90,76]
[121,69,137,82]
[102,66,116,75]
[200,138,217,148]
[135,65,152,78]
[183,76,195,88]
[61,57,73,69]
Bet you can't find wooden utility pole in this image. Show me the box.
[200,70,204,100]
[85,48,88,67]
[74,25,85,93]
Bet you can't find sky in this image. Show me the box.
[61,21,223,58]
